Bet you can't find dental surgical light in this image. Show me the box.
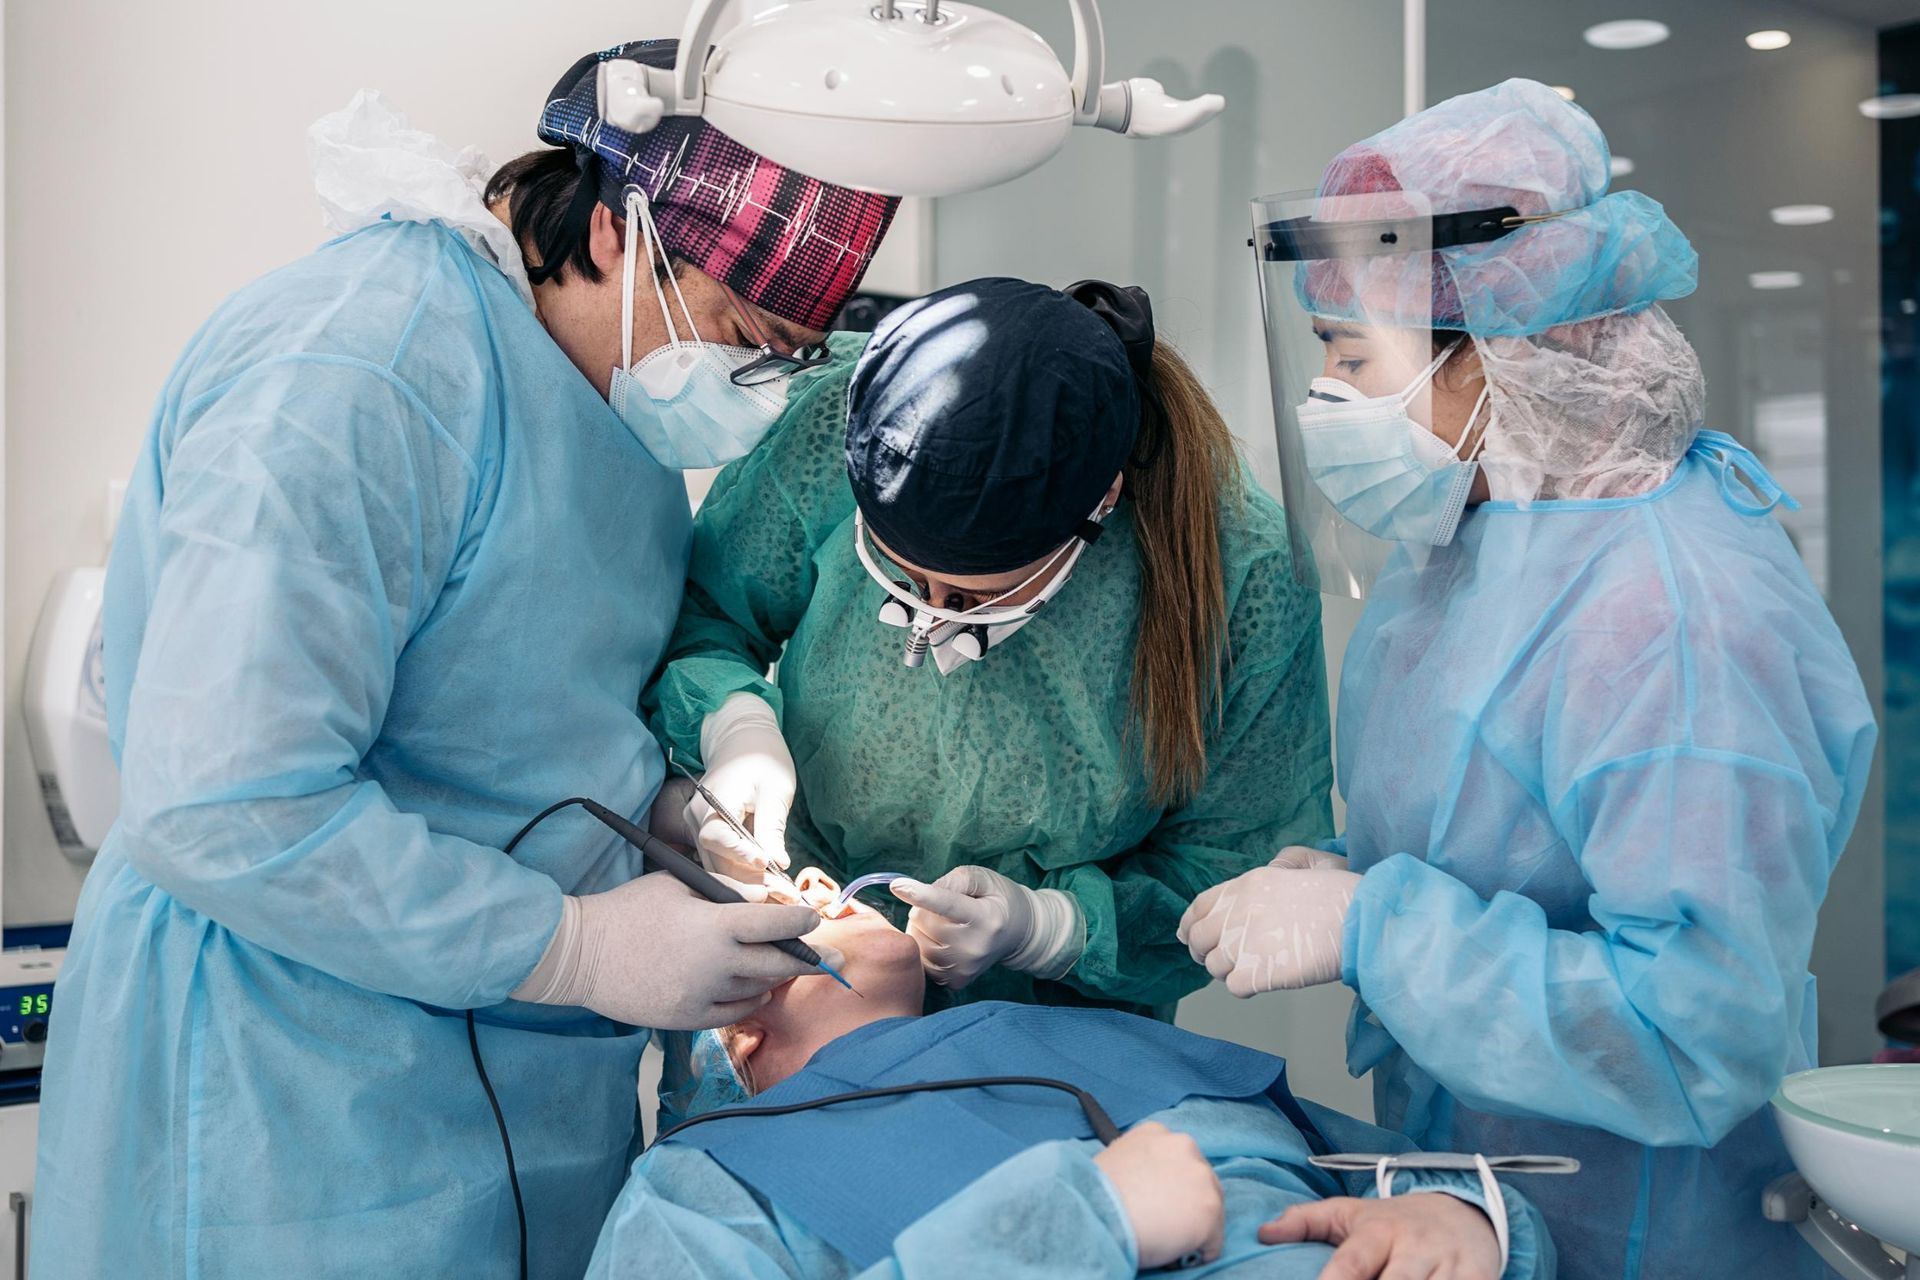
[594,0,1226,198]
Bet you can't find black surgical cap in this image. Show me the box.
[845,278,1142,576]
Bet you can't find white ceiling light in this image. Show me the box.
[1769,204,1834,226]
[1609,156,1636,178]
[594,0,1225,197]
[1551,85,1577,101]
[1749,271,1805,290]
[1583,20,1671,51]
[1859,94,1920,121]
[1745,30,1791,51]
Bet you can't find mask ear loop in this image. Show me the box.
[640,193,702,346]
[620,190,680,370]
[1456,380,1493,463]
[620,192,643,371]
[623,189,704,366]
[1400,338,1466,409]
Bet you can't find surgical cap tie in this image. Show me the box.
[525,148,601,287]
[1066,279,1168,469]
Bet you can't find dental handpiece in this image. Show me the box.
[579,799,858,994]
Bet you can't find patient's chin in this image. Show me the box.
[776,909,924,1017]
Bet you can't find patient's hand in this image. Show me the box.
[1093,1122,1224,1271]
[1259,1193,1501,1279]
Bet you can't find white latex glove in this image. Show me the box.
[688,693,796,881]
[892,865,1085,989]
[511,871,840,1029]
[1176,866,1363,996]
[1269,845,1349,872]
[648,776,700,849]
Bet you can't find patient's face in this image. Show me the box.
[730,889,925,1093]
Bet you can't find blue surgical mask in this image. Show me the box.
[1297,342,1490,547]
[607,191,790,470]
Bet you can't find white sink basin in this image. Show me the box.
[1773,1064,1920,1252]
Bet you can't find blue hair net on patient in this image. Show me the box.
[656,1029,752,1131]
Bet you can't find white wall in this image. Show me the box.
[1,0,703,924]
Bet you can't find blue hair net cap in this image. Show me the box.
[1301,78,1698,337]
[845,278,1139,576]
[656,1029,752,1130]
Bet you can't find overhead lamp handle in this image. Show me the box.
[1067,0,1107,124]
[1089,77,1226,138]
[672,0,732,117]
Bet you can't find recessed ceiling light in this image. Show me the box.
[1859,94,1920,120]
[1749,270,1804,290]
[1746,30,1791,51]
[1769,204,1833,226]
[1583,20,1670,51]
[1609,156,1636,178]
[1551,85,1577,101]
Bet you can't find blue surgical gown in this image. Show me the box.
[33,219,690,1279]
[587,1094,1555,1278]
[1333,437,1875,1280]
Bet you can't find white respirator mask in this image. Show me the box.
[607,189,792,470]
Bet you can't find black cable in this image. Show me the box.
[466,1010,528,1280]
[652,1075,1123,1148]
[505,797,594,855]
[467,797,594,1280]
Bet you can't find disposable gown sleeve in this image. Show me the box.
[1344,745,1840,1147]
[583,1141,1137,1279]
[644,363,858,763]
[1059,552,1335,1009]
[114,357,560,1009]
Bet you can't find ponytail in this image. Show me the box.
[1126,343,1241,807]
[1065,281,1241,807]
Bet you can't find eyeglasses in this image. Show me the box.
[720,281,835,387]
[853,505,1110,668]
[854,509,1104,629]
[729,340,835,387]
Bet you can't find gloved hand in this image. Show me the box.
[688,693,796,882]
[511,871,839,1029]
[1269,845,1349,871]
[892,865,1085,989]
[1176,866,1363,996]
[649,776,700,849]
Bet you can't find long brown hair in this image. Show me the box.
[1126,344,1243,807]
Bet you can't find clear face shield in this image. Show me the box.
[1251,189,1518,598]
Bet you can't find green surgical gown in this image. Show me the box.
[646,346,1332,1017]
